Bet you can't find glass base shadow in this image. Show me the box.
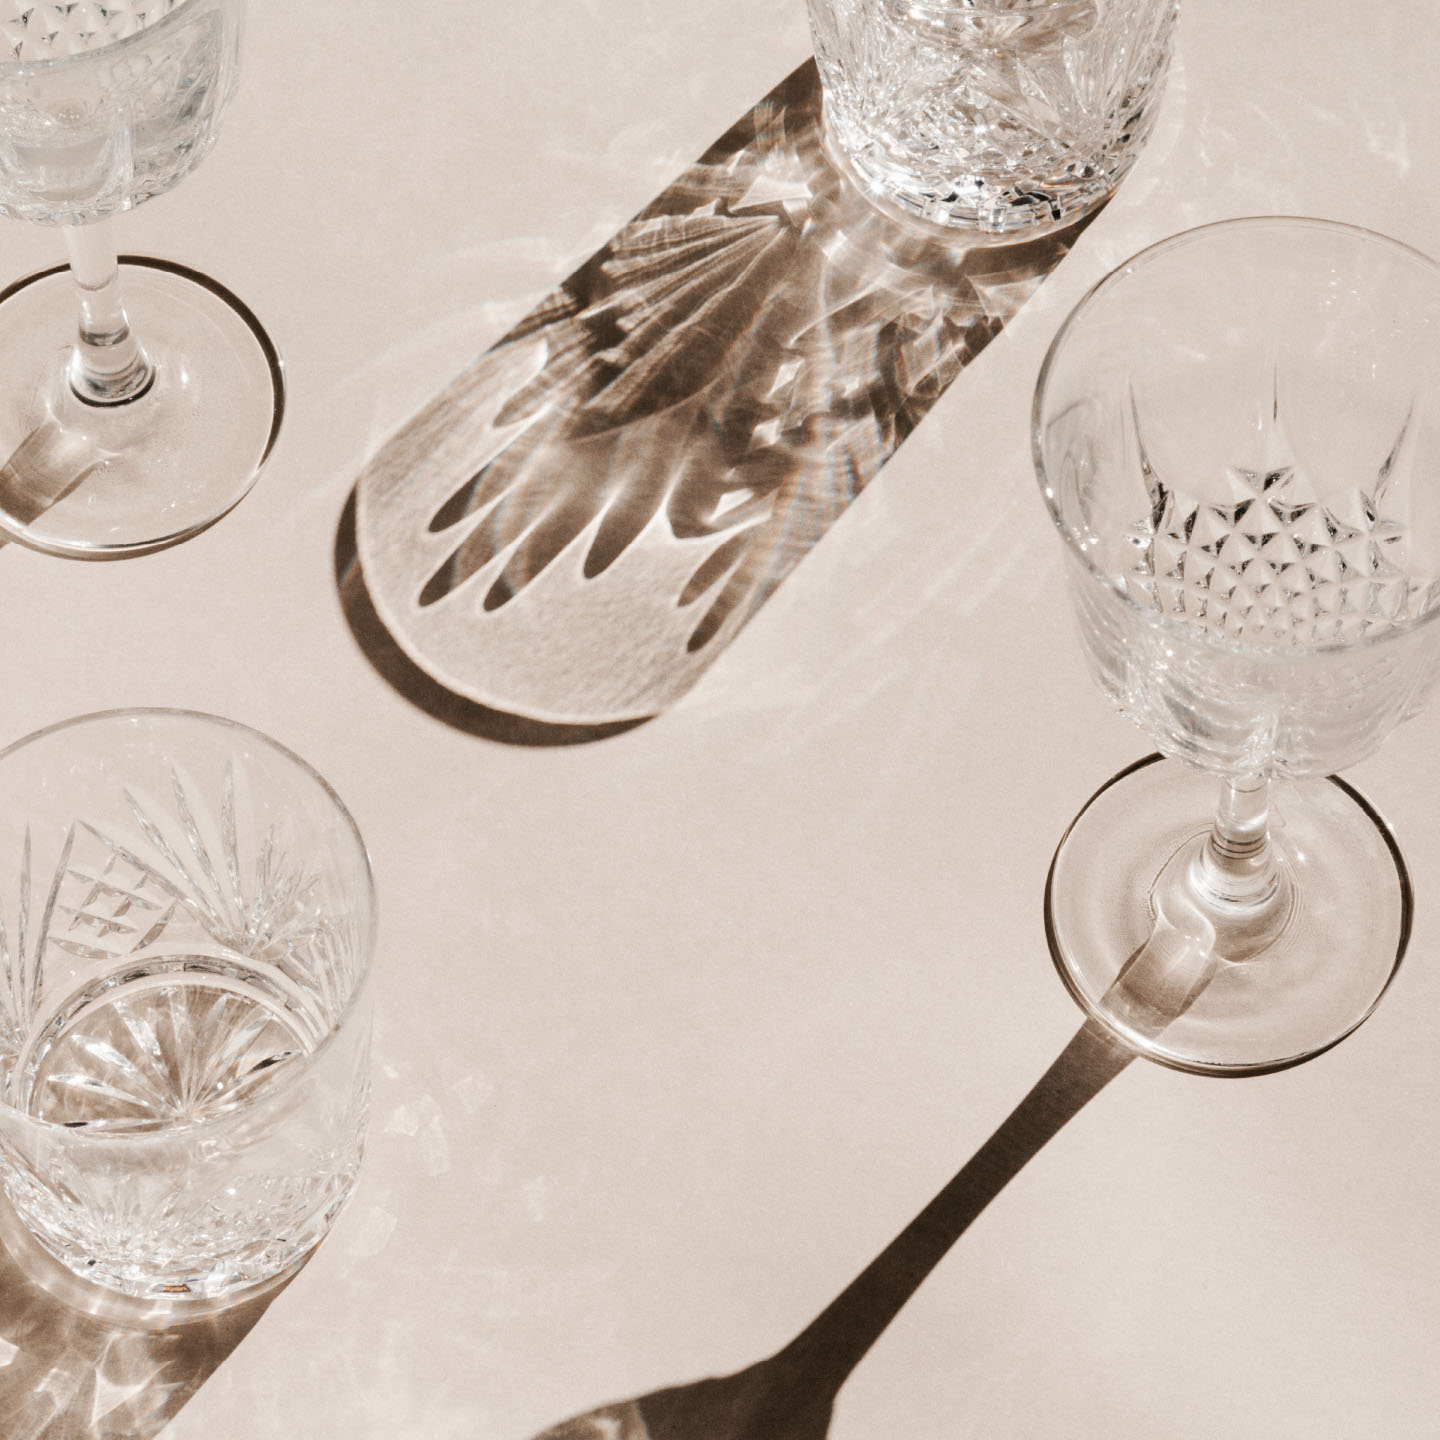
[0,1189,297,1438]
[344,60,1100,734]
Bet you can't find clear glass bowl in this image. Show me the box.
[0,0,239,226]
[1032,218,1440,1073]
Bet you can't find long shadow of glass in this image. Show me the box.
[525,931,1213,1440]
[0,1195,295,1439]
[344,60,1100,736]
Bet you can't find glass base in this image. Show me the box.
[0,1184,307,1330]
[1045,756,1411,1076]
[0,256,284,559]
[819,105,1118,238]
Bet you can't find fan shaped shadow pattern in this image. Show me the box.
[346,60,1099,735]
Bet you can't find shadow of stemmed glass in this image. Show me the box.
[343,60,1099,736]
[0,418,103,548]
[0,1193,295,1439]
[524,915,1214,1440]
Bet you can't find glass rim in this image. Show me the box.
[0,705,377,1139]
[0,0,228,76]
[1031,214,1440,661]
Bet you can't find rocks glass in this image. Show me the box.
[1033,218,1440,1074]
[806,0,1179,234]
[0,710,375,1317]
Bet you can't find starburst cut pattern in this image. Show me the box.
[2,0,178,60]
[354,61,1091,724]
[0,762,359,1127]
[24,974,308,1128]
[1124,387,1440,646]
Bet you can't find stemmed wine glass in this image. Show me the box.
[0,0,281,558]
[1032,217,1440,1075]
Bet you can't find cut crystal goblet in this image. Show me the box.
[1032,217,1440,1074]
[0,0,281,558]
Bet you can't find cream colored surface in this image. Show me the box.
[2,2,1438,1436]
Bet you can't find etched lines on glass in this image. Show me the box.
[1125,389,1438,646]
[0,828,45,1070]
[0,715,371,1304]
[24,966,308,1129]
[0,762,357,1124]
[816,0,1175,228]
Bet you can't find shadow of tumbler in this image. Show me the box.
[0,1195,292,1440]
[344,60,1097,735]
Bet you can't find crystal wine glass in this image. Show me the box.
[1032,217,1440,1075]
[0,0,281,558]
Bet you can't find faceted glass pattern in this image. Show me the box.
[1035,218,1440,779]
[1033,219,1437,1077]
[0,711,375,1305]
[4,1,180,60]
[1129,403,1437,649]
[0,0,239,224]
[807,0,1178,231]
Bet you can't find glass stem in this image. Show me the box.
[63,221,155,406]
[1198,773,1282,909]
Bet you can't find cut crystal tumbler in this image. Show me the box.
[0,710,375,1314]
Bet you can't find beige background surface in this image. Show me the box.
[2,2,1439,1436]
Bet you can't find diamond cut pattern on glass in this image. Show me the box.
[3,1,178,61]
[1125,390,1440,646]
[0,763,356,1128]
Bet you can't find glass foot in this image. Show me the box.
[1045,756,1411,1076]
[0,256,283,559]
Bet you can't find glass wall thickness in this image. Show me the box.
[0,710,376,1308]
[806,0,1179,233]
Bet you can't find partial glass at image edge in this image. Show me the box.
[1031,216,1440,1074]
[805,0,1180,234]
[0,709,377,1321]
[0,0,284,559]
